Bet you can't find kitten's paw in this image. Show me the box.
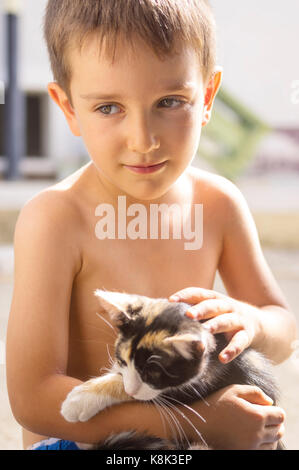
[61,385,102,423]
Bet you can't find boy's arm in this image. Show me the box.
[6,191,284,448]
[217,182,297,362]
[169,180,297,364]
[5,192,197,443]
[6,192,81,433]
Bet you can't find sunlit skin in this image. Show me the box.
[48,35,220,205]
[7,32,295,451]
[46,35,291,447]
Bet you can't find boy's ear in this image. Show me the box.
[47,82,81,137]
[202,67,222,127]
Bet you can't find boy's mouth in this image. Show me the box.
[123,161,167,174]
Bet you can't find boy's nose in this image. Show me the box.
[126,113,160,154]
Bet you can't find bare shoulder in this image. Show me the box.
[17,187,78,229]
[187,165,246,210]
[15,165,90,239]
[14,172,88,277]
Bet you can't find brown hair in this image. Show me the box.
[43,0,217,104]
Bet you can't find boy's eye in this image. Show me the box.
[95,97,185,116]
[159,97,185,109]
[96,104,120,116]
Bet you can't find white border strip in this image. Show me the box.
[0,81,4,104]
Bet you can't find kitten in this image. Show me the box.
[61,290,281,450]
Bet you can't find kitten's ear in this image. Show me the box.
[164,333,205,359]
[94,289,131,323]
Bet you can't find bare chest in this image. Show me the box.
[67,208,222,380]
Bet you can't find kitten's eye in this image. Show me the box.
[149,368,161,379]
[148,364,162,377]
[144,358,179,381]
[144,363,162,380]
[143,366,161,383]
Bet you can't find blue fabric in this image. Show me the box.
[31,439,80,450]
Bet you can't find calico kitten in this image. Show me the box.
[61,290,281,450]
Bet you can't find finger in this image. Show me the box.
[218,329,250,363]
[204,312,241,333]
[186,299,233,320]
[169,287,225,304]
[236,385,274,406]
[264,407,286,426]
[262,423,285,443]
[258,442,278,450]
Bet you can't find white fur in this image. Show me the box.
[121,365,142,396]
[121,365,159,401]
[132,382,160,401]
[61,377,122,422]
[164,332,207,359]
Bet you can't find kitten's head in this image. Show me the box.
[95,290,216,401]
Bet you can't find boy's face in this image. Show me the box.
[49,35,221,202]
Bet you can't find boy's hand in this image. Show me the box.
[169,287,262,363]
[192,384,285,450]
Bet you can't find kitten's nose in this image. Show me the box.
[125,382,141,397]
[124,374,142,397]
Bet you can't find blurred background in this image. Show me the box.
[0,0,299,449]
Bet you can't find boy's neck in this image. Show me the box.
[87,162,193,209]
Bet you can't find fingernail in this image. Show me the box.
[186,311,195,319]
[186,308,198,318]
[263,394,274,405]
[220,352,230,363]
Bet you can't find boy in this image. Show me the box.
[6,0,296,450]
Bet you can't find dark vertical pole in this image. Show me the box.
[4,7,24,180]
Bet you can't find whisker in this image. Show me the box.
[152,398,167,439]
[99,367,113,374]
[73,338,115,348]
[106,343,114,367]
[158,398,181,445]
[171,405,206,447]
[155,397,184,448]
[82,320,117,340]
[95,312,117,334]
[163,394,206,424]
[175,386,194,401]
[157,396,190,448]
[186,383,210,407]
[161,394,207,447]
